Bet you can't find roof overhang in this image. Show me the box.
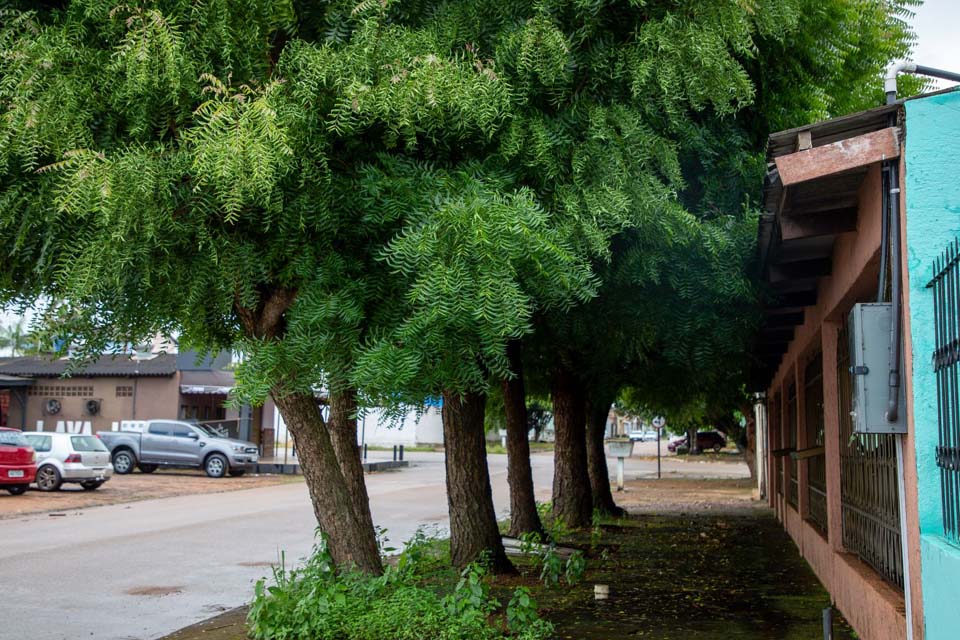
[751,103,903,390]
[0,374,35,389]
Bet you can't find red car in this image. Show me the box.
[667,431,727,453]
[0,427,37,495]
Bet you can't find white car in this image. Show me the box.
[22,432,114,491]
[628,430,659,442]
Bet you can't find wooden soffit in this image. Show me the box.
[774,127,899,187]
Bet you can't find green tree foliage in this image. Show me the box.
[0,0,921,566]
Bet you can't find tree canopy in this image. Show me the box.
[0,0,923,568]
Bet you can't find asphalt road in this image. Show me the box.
[2,449,746,640]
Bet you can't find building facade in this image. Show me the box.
[0,353,244,438]
[755,88,960,640]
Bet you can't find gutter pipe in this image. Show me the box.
[885,62,960,104]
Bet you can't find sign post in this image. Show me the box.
[652,416,666,479]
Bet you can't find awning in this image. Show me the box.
[179,369,234,395]
[0,374,35,389]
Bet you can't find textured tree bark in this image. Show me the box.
[740,407,757,481]
[502,341,545,538]
[585,393,625,517]
[271,391,383,575]
[441,390,514,573]
[687,426,700,455]
[551,365,593,528]
[328,387,378,544]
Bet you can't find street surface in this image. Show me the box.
[1,449,747,640]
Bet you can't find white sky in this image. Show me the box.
[0,2,956,334]
[909,0,959,90]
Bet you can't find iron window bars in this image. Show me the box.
[927,238,960,545]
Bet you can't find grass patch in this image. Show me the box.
[486,441,553,455]
[363,444,442,453]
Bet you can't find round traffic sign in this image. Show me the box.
[652,416,666,429]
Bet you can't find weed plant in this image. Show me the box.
[248,530,553,640]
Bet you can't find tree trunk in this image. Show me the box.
[328,387,377,544]
[441,390,514,573]
[502,341,545,538]
[741,409,757,481]
[551,365,593,528]
[687,426,700,455]
[271,391,383,575]
[585,393,625,517]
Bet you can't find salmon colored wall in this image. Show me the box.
[897,152,925,640]
[765,161,918,640]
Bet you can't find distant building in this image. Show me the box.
[0,352,250,440]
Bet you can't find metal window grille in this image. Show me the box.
[787,382,799,509]
[927,238,960,545]
[838,318,904,589]
[805,352,828,534]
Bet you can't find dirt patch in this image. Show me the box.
[127,585,184,597]
[614,476,761,515]
[0,469,303,520]
[161,607,249,640]
[534,511,856,640]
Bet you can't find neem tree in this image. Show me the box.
[498,0,921,527]
[0,0,921,575]
[0,0,531,574]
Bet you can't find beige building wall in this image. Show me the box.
[9,374,181,433]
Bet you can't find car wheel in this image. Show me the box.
[713,444,723,453]
[229,469,246,478]
[36,465,62,492]
[138,464,158,474]
[112,450,136,474]
[205,453,228,478]
[80,480,103,491]
[6,484,28,495]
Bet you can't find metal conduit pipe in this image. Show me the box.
[877,164,890,301]
[885,62,960,104]
[886,156,902,423]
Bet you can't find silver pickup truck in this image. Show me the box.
[96,420,259,478]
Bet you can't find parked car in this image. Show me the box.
[628,429,659,442]
[0,427,37,495]
[22,432,113,491]
[96,420,259,478]
[667,431,727,453]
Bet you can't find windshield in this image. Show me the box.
[0,430,26,447]
[193,424,220,438]
[71,436,108,452]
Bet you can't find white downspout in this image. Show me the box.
[896,436,914,640]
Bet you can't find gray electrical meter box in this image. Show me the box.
[848,303,907,434]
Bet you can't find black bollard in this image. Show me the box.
[392,445,397,461]
[363,443,368,460]
[822,607,832,640]
[399,444,404,461]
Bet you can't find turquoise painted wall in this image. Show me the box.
[904,88,960,640]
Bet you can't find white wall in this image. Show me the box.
[359,406,444,446]
[267,404,445,448]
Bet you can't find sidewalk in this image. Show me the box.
[161,476,852,640]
